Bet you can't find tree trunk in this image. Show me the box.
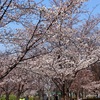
[6,93,9,100]
[76,91,80,100]
[61,92,69,100]
[38,89,44,100]
[47,90,51,100]
[16,92,21,100]
[61,95,69,100]
[16,95,20,100]
[61,82,69,100]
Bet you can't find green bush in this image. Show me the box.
[9,94,16,100]
[0,94,16,100]
[29,96,33,100]
[0,95,16,100]
[0,95,6,100]
[0,95,40,100]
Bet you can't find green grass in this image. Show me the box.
[0,95,39,100]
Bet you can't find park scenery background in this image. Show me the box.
[0,0,100,100]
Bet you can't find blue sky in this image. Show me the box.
[85,0,100,14]
[42,0,100,15]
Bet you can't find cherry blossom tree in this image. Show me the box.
[0,0,90,79]
[24,7,100,99]
[70,69,95,99]
[0,66,42,100]
[0,75,16,100]
[0,0,13,22]
[1,1,100,100]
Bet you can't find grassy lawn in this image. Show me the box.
[0,95,39,100]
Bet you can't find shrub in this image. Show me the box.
[0,95,6,100]
[9,94,16,100]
